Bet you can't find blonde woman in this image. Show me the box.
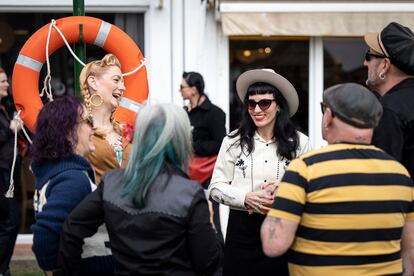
[80,53,131,183]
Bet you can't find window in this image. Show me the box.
[323,38,367,88]
[230,38,309,134]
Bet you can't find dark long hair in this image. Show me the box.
[230,82,299,160]
[30,96,85,163]
[183,71,205,95]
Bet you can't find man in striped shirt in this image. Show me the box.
[261,83,414,276]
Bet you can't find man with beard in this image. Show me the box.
[363,22,414,178]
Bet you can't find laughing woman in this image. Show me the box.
[80,53,131,183]
[30,96,113,275]
[208,69,311,275]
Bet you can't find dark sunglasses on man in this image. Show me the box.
[246,99,276,111]
[364,50,386,62]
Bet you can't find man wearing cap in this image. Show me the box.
[261,83,414,275]
[364,22,414,179]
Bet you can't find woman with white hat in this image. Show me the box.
[208,69,311,275]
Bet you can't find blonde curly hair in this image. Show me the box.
[79,53,122,135]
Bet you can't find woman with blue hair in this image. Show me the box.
[57,103,223,275]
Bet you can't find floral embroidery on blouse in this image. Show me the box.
[235,157,247,178]
[112,137,123,167]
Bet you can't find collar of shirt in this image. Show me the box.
[386,77,414,96]
[254,131,276,144]
[196,96,212,111]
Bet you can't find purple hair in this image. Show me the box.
[30,96,85,163]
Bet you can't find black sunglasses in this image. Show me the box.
[364,50,386,62]
[246,99,276,111]
[81,114,94,128]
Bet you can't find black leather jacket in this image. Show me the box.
[58,168,223,276]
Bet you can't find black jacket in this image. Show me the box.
[372,78,414,178]
[0,106,13,221]
[58,168,223,276]
[0,106,13,171]
[186,96,226,157]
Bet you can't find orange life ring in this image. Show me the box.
[12,15,148,132]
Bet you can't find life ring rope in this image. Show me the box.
[5,110,32,199]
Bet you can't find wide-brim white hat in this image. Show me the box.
[236,69,299,117]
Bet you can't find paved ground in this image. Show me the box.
[10,244,43,276]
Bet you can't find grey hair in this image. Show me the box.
[131,103,193,171]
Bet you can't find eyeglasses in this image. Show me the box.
[246,99,276,111]
[180,85,190,90]
[364,50,386,62]
[320,102,335,117]
[81,114,94,128]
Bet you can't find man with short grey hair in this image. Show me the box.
[261,83,414,276]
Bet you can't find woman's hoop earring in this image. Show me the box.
[90,93,103,107]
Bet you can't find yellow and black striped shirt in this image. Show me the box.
[268,143,414,276]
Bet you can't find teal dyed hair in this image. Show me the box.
[122,104,193,208]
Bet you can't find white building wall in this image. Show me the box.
[0,0,149,12]
[144,0,174,104]
[143,0,229,129]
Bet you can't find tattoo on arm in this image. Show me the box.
[267,217,281,238]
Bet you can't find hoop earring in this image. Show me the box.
[379,73,386,80]
[90,94,103,107]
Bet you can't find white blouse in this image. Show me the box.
[208,131,311,210]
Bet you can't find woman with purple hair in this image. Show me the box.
[30,96,113,275]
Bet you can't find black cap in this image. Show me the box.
[381,22,414,75]
[323,83,383,129]
[365,22,414,75]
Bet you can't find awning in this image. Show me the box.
[219,1,414,36]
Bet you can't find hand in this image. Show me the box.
[261,180,280,197]
[245,189,274,215]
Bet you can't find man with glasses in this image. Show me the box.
[261,83,414,276]
[363,22,414,179]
